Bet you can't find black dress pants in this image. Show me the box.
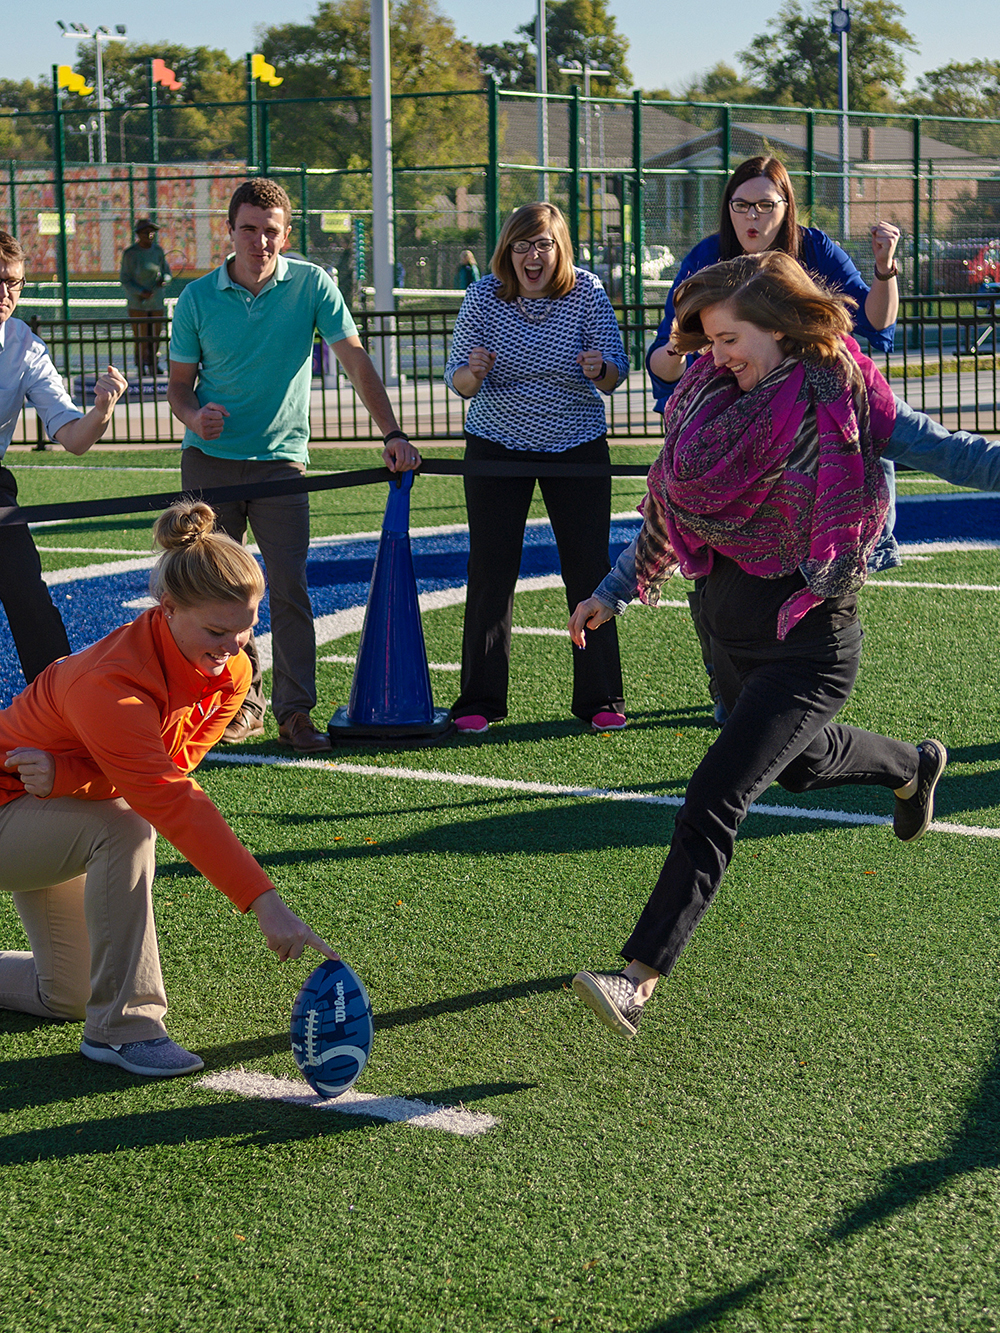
[0,467,71,684]
[453,433,625,723]
[623,630,919,976]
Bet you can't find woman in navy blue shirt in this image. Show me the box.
[646,158,901,716]
[647,156,900,410]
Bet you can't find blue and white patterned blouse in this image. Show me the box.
[444,269,629,452]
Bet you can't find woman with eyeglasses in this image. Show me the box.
[645,158,901,720]
[647,157,900,411]
[444,202,630,736]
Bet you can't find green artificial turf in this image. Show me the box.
[1,467,999,1331]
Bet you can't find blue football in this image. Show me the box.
[290,958,374,1098]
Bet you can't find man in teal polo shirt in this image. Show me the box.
[168,178,420,752]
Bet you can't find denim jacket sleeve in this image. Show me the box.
[593,534,640,613]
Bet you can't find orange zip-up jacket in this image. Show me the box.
[0,606,276,912]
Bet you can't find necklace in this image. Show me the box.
[515,295,555,325]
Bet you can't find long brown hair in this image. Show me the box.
[490,202,577,302]
[718,157,801,262]
[672,252,854,365]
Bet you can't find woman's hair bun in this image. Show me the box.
[152,499,217,552]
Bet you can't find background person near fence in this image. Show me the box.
[444,202,630,736]
[119,218,172,378]
[0,230,127,686]
[167,178,420,755]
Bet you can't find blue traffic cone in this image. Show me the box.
[328,472,453,744]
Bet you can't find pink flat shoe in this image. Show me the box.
[591,710,627,732]
[454,714,489,734]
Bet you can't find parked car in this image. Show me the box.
[934,238,1000,291]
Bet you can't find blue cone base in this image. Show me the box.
[328,706,454,746]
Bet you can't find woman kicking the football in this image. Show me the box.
[0,500,338,1078]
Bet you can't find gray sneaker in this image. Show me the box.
[572,970,643,1038]
[80,1036,205,1078]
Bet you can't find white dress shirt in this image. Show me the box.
[0,317,82,462]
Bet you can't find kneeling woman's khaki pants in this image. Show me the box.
[0,795,168,1044]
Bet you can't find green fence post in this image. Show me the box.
[128,161,134,233]
[146,57,159,218]
[51,67,71,349]
[300,163,308,256]
[486,78,499,258]
[912,116,921,298]
[569,85,580,259]
[246,55,258,173]
[806,110,815,223]
[8,159,17,238]
[926,157,935,296]
[722,102,731,176]
[261,101,270,176]
[631,89,645,369]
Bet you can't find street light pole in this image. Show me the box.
[57,22,127,165]
[558,60,612,268]
[536,0,548,200]
[830,5,851,242]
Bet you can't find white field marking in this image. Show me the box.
[204,752,1000,841]
[322,652,462,671]
[35,545,147,555]
[17,464,179,472]
[255,575,566,672]
[867,580,1000,592]
[897,540,1000,554]
[123,596,158,610]
[197,1068,498,1136]
[895,489,998,504]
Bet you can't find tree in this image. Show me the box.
[259,0,487,243]
[645,62,760,105]
[480,0,632,95]
[904,60,1000,119]
[738,0,917,111]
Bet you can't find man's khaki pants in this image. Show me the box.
[0,795,168,1044]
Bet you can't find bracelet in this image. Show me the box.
[596,360,608,380]
[383,429,409,444]
[874,264,898,281]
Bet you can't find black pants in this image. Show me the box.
[0,467,71,684]
[453,434,624,723]
[622,631,919,976]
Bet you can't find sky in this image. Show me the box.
[6,0,998,96]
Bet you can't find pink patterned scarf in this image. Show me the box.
[636,340,890,639]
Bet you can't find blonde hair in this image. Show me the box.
[491,202,576,302]
[149,500,265,606]
[672,251,854,364]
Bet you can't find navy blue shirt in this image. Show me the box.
[646,228,896,411]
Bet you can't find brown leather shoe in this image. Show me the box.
[278,711,332,753]
[220,708,266,744]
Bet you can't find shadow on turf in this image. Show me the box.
[632,1030,1000,1331]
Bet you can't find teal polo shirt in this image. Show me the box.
[169,254,357,464]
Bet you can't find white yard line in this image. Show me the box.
[205,752,1000,841]
[198,1068,498,1136]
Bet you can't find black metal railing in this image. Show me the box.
[14,294,999,448]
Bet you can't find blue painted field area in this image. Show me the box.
[2,491,999,708]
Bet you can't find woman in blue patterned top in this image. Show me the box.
[444,202,630,735]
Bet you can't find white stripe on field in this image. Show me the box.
[204,752,1000,841]
[867,580,1000,592]
[322,652,462,671]
[198,1068,498,1136]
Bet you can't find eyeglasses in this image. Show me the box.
[0,276,25,294]
[511,238,555,254]
[729,198,786,215]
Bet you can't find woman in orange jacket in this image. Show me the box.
[0,500,337,1077]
